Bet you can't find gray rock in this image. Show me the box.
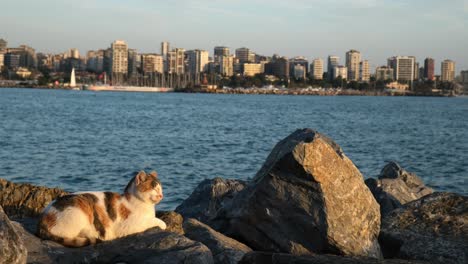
[0,206,27,264]
[175,177,246,223]
[218,129,382,258]
[12,219,214,264]
[184,218,252,264]
[379,192,468,263]
[239,252,429,264]
[365,162,433,215]
[157,211,184,235]
[0,179,68,218]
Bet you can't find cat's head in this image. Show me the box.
[125,171,163,204]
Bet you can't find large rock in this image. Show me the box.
[379,192,467,263]
[239,252,429,264]
[184,218,252,264]
[12,220,213,264]
[366,162,433,215]
[0,206,27,264]
[0,179,68,218]
[176,178,246,223]
[218,129,382,258]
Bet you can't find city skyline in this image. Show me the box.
[2,0,467,71]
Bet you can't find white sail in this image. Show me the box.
[70,68,76,88]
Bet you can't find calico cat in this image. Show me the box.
[37,171,166,247]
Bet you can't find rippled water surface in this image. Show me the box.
[0,88,467,210]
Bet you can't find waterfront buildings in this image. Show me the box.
[236,47,255,63]
[219,55,234,77]
[293,64,306,79]
[214,47,230,62]
[333,65,348,80]
[387,56,415,82]
[424,58,435,81]
[346,50,361,81]
[441,60,456,82]
[461,70,468,84]
[127,49,139,76]
[311,58,324,80]
[414,62,420,80]
[289,57,309,78]
[161,42,169,59]
[375,66,394,81]
[243,63,264,77]
[4,53,20,69]
[186,49,209,74]
[360,60,370,82]
[7,45,37,69]
[327,56,340,80]
[141,54,164,73]
[0,52,4,69]
[167,48,185,74]
[110,40,128,75]
[265,56,289,79]
[68,48,80,59]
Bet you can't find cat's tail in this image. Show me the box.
[36,217,93,247]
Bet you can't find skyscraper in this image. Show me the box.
[214,47,230,62]
[360,60,370,82]
[327,56,340,80]
[127,49,139,76]
[235,47,255,63]
[311,58,324,80]
[186,49,209,74]
[110,40,128,74]
[161,42,169,59]
[441,60,456,82]
[289,57,309,78]
[333,66,348,80]
[141,54,164,73]
[424,58,435,81]
[69,48,80,59]
[375,66,394,81]
[219,55,234,77]
[167,48,185,74]
[387,56,415,82]
[346,50,361,81]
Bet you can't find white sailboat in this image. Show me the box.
[70,68,79,90]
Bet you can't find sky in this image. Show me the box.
[2,0,468,72]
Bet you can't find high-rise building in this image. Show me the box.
[265,56,289,79]
[333,65,348,80]
[293,64,306,79]
[327,56,340,80]
[127,49,139,76]
[461,71,468,84]
[243,63,264,77]
[360,60,370,82]
[167,48,185,74]
[110,40,128,74]
[311,58,324,80]
[0,52,4,69]
[424,58,435,81]
[186,50,209,74]
[346,50,361,81]
[235,47,255,63]
[8,45,37,68]
[387,56,415,82]
[161,42,169,59]
[289,57,309,78]
[141,54,164,73]
[441,60,456,82]
[69,48,80,59]
[214,47,230,62]
[219,55,234,77]
[375,66,394,81]
[0,39,7,50]
[414,61,420,80]
[4,53,20,69]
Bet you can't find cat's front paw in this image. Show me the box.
[154,218,167,230]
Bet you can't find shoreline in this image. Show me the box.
[0,85,459,97]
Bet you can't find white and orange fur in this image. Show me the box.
[37,171,166,247]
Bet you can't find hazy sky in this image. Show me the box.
[2,0,467,72]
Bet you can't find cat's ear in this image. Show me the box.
[135,171,147,185]
[149,171,158,178]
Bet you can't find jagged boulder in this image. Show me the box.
[184,218,252,264]
[12,220,214,264]
[365,162,433,215]
[0,206,27,264]
[379,192,467,263]
[239,252,429,264]
[217,129,382,258]
[176,178,246,223]
[0,179,68,218]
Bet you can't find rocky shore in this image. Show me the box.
[1,129,466,264]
